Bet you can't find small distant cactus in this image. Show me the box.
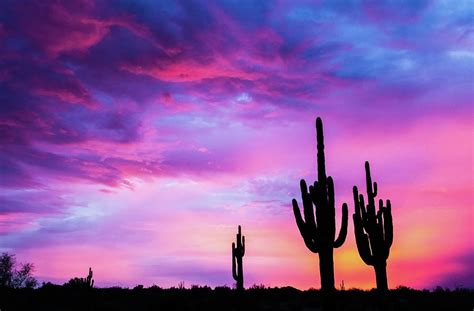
[65,267,94,289]
[85,267,94,288]
[353,161,393,291]
[292,117,348,292]
[232,225,245,291]
[339,280,345,291]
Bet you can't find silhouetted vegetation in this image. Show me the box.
[232,225,245,291]
[0,284,472,311]
[0,253,37,289]
[353,162,393,291]
[64,267,94,290]
[292,117,348,292]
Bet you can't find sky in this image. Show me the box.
[0,0,472,290]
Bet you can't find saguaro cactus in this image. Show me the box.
[292,117,348,292]
[232,225,245,291]
[353,161,393,291]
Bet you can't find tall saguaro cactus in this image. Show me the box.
[292,117,348,292]
[232,225,245,291]
[353,161,393,291]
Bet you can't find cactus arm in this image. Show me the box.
[353,185,374,265]
[358,194,368,228]
[327,176,335,216]
[241,236,245,256]
[327,176,336,240]
[300,180,316,233]
[232,243,238,280]
[309,182,322,227]
[353,214,374,265]
[334,203,348,248]
[292,198,306,233]
[378,199,393,261]
[376,209,385,249]
[292,199,319,253]
[384,200,393,248]
[293,179,321,253]
[358,194,366,217]
[353,186,361,216]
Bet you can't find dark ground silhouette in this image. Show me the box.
[292,117,348,292]
[1,285,472,311]
[353,161,393,291]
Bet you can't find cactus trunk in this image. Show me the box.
[292,117,348,292]
[318,247,335,291]
[375,262,388,291]
[236,255,243,290]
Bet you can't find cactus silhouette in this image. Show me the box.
[232,225,245,291]
[85,267,94,288]
[353,161,393,291]
[292,117,348,292]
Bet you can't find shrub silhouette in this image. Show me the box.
[353,161,393,291]
[292,117,348,292]
[65,267,94,289]
[232,225,245,291]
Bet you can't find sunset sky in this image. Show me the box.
[0,0,472,289]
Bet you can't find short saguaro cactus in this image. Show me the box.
[232,225,245,291]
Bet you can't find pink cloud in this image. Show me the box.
[122,55,262,82]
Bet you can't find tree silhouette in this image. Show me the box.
[0,253,37,288]
[353,161,393,291]
[292,117,348,292]
[232,225,245,291]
